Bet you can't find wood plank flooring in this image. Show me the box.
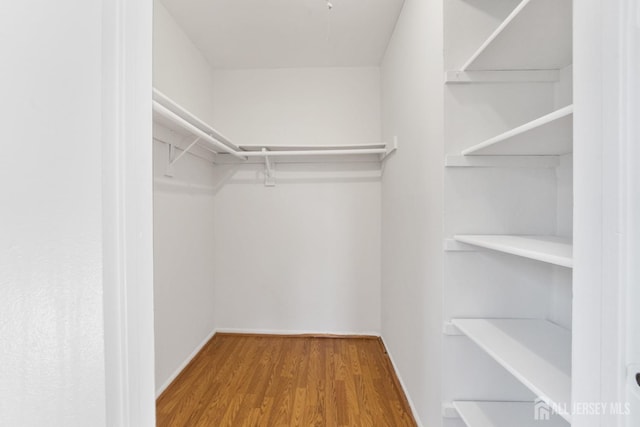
[156,334,417,426]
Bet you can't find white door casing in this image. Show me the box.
[623,0,640,423]
[102,0,155,426]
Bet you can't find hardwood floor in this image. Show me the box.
[156,334,417,426]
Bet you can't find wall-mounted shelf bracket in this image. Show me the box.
[165,137,200,177]
[380,136,398,161]
[263,148,276,187]
[443,321,464,336]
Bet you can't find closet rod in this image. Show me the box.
[237,148,387,157]
[152,89,394,161]
[152,101,247,160]
[153,88,238,151]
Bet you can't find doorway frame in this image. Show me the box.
[574,0,639,425]
[101,0,156,425]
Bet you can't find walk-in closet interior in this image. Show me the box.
[5,0,640,425]
[152,0,401,398]
[151,0,623,426]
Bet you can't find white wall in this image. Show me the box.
[0,1,106,426]
[380,0,444,425]
[153,0,218,395]
[153,1,214,121]
[211,67,382,334]
[211,67,382,146]
[152,145,218,395]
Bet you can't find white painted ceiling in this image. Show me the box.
[159,0,405,69]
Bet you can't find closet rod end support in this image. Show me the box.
[263,148,276,187]
[380,136,398,161]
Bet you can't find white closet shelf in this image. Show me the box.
[459,0,572,71]
[452,319,572,423]
[462,105,573,156]
[239,143,386,152]
[453,401,569,427]
[153,89,240,155]
[236,143,388,157]
[453,235,572,268]
[152,88,395,162]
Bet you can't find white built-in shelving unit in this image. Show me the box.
[444,0,573,425]
[452,319,572,422]
[460,0,572,72]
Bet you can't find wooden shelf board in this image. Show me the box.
[453,235,572,268]
[461,0,572,71]
[462,105,573,156]
[452,319,572,423]
[454,401,569,427]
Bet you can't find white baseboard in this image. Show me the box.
[155,328,217,398]
[215,327,381,337]
[380,336,424,427]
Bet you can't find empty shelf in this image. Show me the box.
[461,0,572,71]
[462,106,573,156]
[453,235,572,268]
[452,319,572,422]
[454,401,569,427]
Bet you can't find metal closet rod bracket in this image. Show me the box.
[165,137,200,177]
[263,148,276,187]
[381,136,398,161]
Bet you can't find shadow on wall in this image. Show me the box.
[218,161,384,186]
